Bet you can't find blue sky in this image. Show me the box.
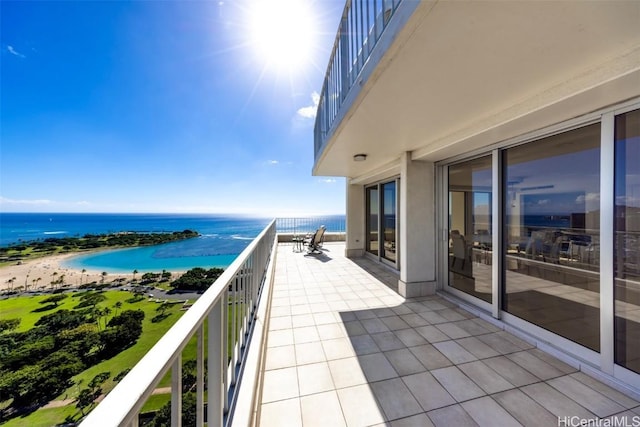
[1,0,345,215]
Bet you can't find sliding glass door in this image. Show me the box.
[503,123,601,351]
[366,187,379,256]
[366,179,398,266]
[447,156,493,303]
[614,108,640,373]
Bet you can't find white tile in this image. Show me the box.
[295,341,326,365]
[262,367,299,403]
[265,345,296,370]
[430,366,485,402]
[322,337,357,360]
[384,348,426,376]
[461,396,520,426]
[359,352,398,382]
[317,323,346,340]
[297,362,335,396]
[269,315,293,331]
[300,391,346,427]
[267,329,294,348]
[328,357,368,389]
[371,378,423,421]
[291,314,315,328]
[337,385,387,427]
[293,326,320,344]
[260,398,301,427]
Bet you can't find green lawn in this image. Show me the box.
[0,290,190,426]
[0,290,245,426]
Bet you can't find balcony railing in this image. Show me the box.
[81,220,277,426]
[314,0,403,158]
[275,215,346,236]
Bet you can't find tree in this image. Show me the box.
[132,269,138,282]
[40,293,68,307]
[51,272,58,289]
[88,371,111,390]
[80,268,86,285]
[171,267,225,291]
[150,392,197,426]
[101,271,107,284]
[76,387,100,415]
[113,301,123,315]
[156,301,172,316]
[0,318,20,333]
[75,292,107,309]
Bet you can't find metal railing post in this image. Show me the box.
[196,325,204,426]
[171,355,182,427]
[208,299,223,427]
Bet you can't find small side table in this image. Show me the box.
[292,236,305,253]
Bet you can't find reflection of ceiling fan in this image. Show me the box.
[521,185,554,192]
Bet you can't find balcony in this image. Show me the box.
[83,221,640,426]
[313,0,640,178]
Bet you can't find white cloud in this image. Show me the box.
[0,196,92,211]
[0,196,52,206]
[267,160,279,165]
[318,178,337,184]
[576,193,600,203]
[7,45,25,58]
[297,91,320,119]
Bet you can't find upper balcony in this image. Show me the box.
[81,220,640,426]
[313,0,640,179]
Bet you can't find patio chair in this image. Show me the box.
[304,225,326,254]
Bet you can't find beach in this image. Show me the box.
[0,253,136,292]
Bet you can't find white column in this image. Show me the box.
[398,152,436,297]
[345,180,366,258]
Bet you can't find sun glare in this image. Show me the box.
[247,0,317,73]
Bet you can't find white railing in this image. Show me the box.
[81,220,277,426]
[314,0,403,158]
[276,216,345,236]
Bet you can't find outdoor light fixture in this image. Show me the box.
[353,154,367,162]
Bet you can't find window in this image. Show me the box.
[366,179,398,265]
[366,187,379,256]
[448,156,493,303]
[614,109,640,373]
[503,123,601,351]
[381,181,397,262]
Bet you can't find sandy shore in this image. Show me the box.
[0,253,136,292]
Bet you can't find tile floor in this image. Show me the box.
[258,243,640,427]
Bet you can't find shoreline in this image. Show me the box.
[0,251,182,292]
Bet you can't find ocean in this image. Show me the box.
[0,213,345,273]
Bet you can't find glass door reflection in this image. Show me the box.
[448,156,493,303]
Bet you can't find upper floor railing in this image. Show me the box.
[81,220,277,426]
[314,0,403,158]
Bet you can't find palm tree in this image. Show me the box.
[113,301,123,315]
[101,272,107,285]
[51,272,58,290]
[80,268,86,285]
[132,269,138,282]
[36,277,42,290]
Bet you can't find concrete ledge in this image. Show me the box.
[277,232,345,243]
[345,248,365,258]
[398,280,436,298]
